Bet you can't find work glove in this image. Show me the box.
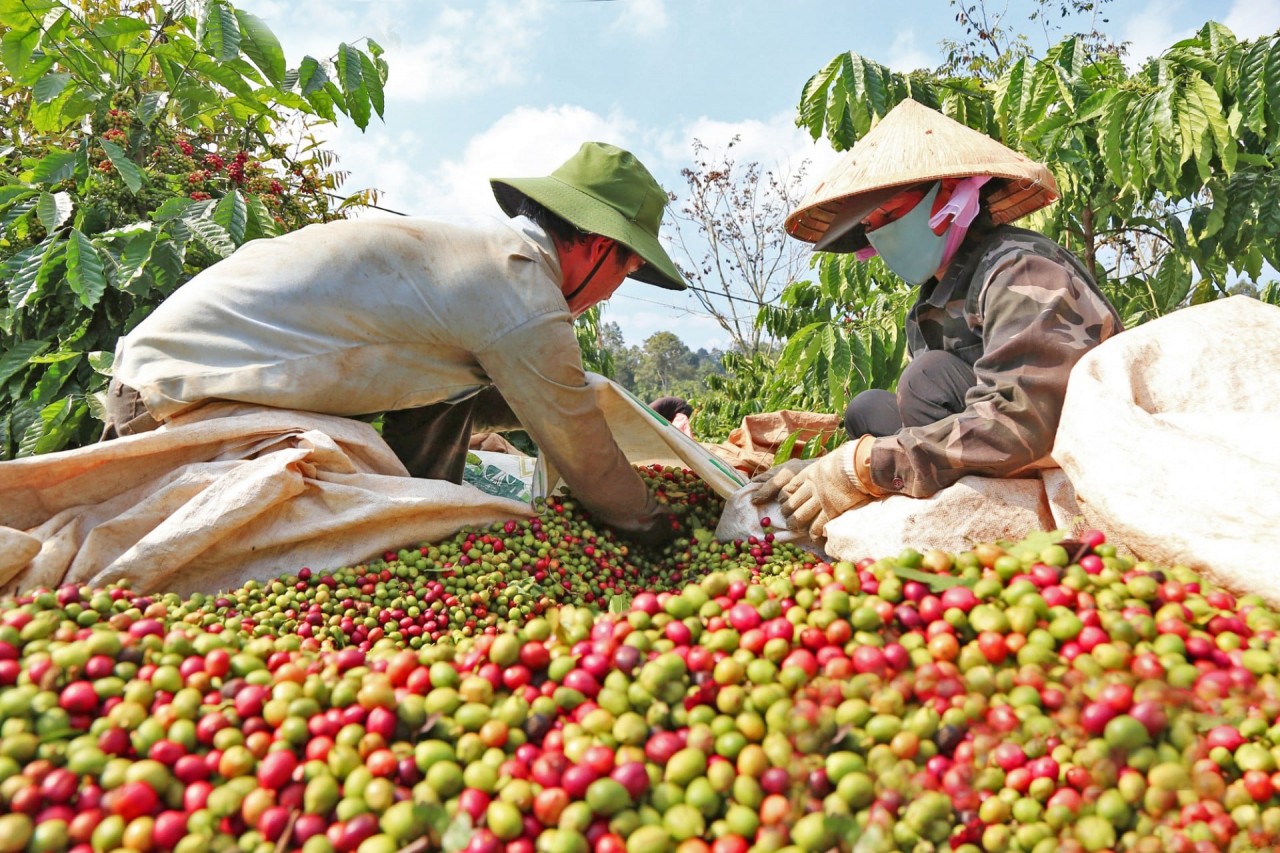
[750,459,818,506]
[779,436,884,540]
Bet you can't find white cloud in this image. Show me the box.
[654,112,842,189]
[1222,0,1280,38]
[610,0,669,37]
[381,1,548,103]
[886,30,936,74]
[245,0,548,103]
[1119,1,1188,68]
[327,104,636,217]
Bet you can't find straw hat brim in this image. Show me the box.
[788,99,1059,249]
[492,177,687,291]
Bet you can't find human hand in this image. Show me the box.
[778,441,878,539]
[621,513,682,549]
[750,459,817,505]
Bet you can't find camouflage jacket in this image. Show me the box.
[867,225,1124,497]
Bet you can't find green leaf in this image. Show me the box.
[336,43,364,99]
[32,72,70,104]
[235,8,285,86]
[0,185,36,208]
[1236,39,1270,136]
[333,44,369,129]
[297,55,328,96]
[826,330,851,404]
[306,86,337,123]
[441,813,472,853]
[116,230,157,291]
[30,149,78,185]
[0,0,54,27]
[136,91,167,126]
[189,54,257,100]
[892,566,975,591]
[88,351,114,376]
[0,340,50,388]
[35,191,72,233]
[0,25,36,73]
[151,197,196,221]
[67,228,107,309]
[797,54,842,140]
[183,217,235,257]
[245,193,281,240]
[149,239,186,293]
[19,395,87,457]
[359,50,385,120]
[213,189,247,244]
[202,0,240,62]
[1,196,37,232]
[1,27,46,86]
[99,138,144,193]
[345,84,371,130]
[5,241,48,310]
[91,16,151,50]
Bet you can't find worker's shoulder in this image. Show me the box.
[280,214,511,244]
[976,225,1073,263]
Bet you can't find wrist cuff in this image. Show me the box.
[852,435,887,497]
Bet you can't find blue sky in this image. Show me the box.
[244,0,1280,349]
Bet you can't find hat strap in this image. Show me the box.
[564,243,616,303]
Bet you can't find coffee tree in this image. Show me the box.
[0,0,388,458]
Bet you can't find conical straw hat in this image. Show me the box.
[787,99,1058,249]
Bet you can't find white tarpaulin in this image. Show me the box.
[1053,296,1280,606]
[0,374,745,597]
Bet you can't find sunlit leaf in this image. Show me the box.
[91,15,150,50]
[30,149,78,184]
[0,340,50,388]
[233,8,284,85]
[0,0,55,27]
[35,192,72,232]
[359,50,385,120]
[67,229,107,309]
[116,230,157,291]
[213,189,247,244]
[33,72,71,104]
[183,217,235,257]
[297,55,328,96]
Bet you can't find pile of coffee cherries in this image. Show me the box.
[1,466,1278,853]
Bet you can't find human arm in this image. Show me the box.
[473,312,667,537]
[864,248,1121,498]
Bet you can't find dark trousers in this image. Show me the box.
[380,399,479,483]
[843,350,976,438]
[381,386,516,483]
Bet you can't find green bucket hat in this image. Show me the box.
[491,142,687,291]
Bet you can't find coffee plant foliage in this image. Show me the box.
[695,21,1280,444]
[0,0,389,459]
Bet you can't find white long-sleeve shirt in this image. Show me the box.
[113,214,660,532]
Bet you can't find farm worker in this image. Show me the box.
[102,141,687,545]
[649,396,695,438]
[757,99,1123,538]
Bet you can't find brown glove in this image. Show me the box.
[750,459,818,505]
[780,436,885,539]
